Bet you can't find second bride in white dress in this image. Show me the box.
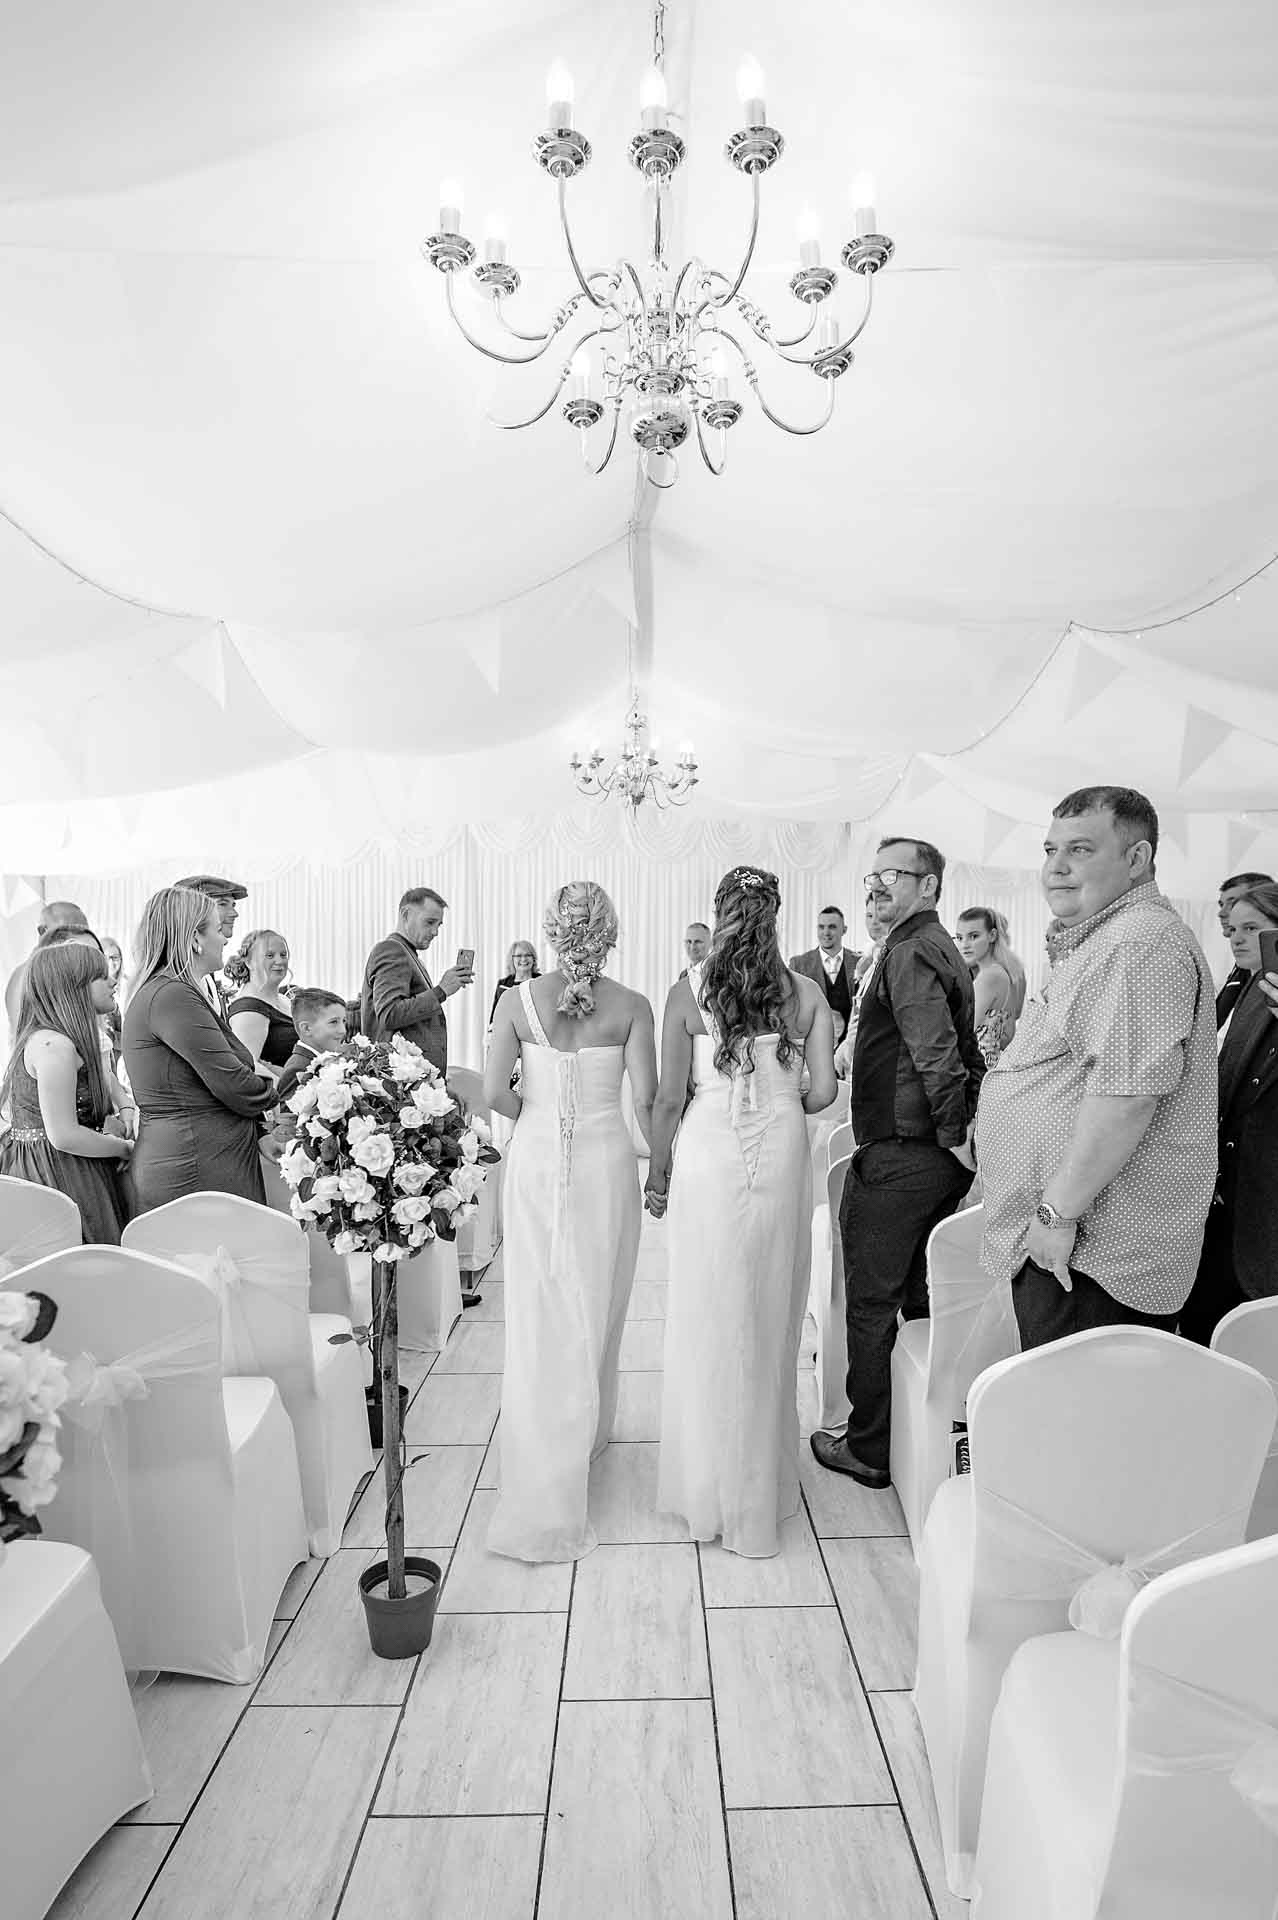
[483,882,656,1563]
[647,865,836,1558]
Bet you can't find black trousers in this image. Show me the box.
[1011,1259,1179,1351]
[840,1139,974,1472]
[1177,1203,1244,1346]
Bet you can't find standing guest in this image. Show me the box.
[678,921,711,979]
[225,929,297,1078]
[275,989,350,1106]
[172,875,248,1016]
[978,786,1217,1352]
[360,887,473,1075]
[1214,870,1275,1028]
[1179,881,1278,1342]
[811,838,983,1489]
[99,937,125,1066]
[833,900,892,1078]
[124,887,278,1212]
[0,944,133,1241]
[489,939,540,1025]
[651,868,836,1557]
[789,907,860,1053]
[35,928,135,1132]
[956,907,1028,1065]
[4,901,89,1036]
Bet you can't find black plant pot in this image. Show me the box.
[366,1383,409,1449]
[359,1556,442,1659]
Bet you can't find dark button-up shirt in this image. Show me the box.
[850,907,984,1148]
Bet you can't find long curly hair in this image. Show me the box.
[699,866,798,1074]
[223,927,288,992]
[2,942,111,1127]
[542,882,619,1018]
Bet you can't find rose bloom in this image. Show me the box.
[458,1128,480,1163]
[2,1435,61,1512]
[353,1202,382,1222]
[280,1143,317,1186]
[337,1168,376,1204]
[394,1160,433,1195]
[468,1114,493,1146]
[373,1242,408,1264]
[412,1080,455,1120]
[316,1081,355,1121]
[315,1054,353,1082]
[432,1186,464,1217]
[388,1037,429,1083]
[15,1347,68,1424]
[351,1131,395,1176]
[288,1080,320,1117]
[305,1116,331,1141]
[407,1222,431,1248]
[0,1400,28,1450]
[391,1195,432,1227]
[331,1228,359,1254]
[346,1112,377,1149]
[398,1106,424,1131]
[0,1295,39,1340]
[451,1163,486,1203]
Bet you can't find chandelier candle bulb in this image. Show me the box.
[483,216,508,265]
[797,208,822,267]
[850,172,877,238]
[438,178,464,234]
[546,60,575,129]
[569,349,591,400]
[736,56,766,129]
[640,65,669,131]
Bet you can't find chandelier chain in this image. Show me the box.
[652,0,666,71]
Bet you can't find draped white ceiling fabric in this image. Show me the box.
[2,1,1278,892]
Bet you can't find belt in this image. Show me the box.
[8,1127,47,1143]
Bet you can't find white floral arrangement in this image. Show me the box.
[0,1290,69,1551]
[278,1032,499,1261]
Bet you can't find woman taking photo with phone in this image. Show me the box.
[1179,879,1278,1341]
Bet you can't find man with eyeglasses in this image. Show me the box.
[811,837,984,1490]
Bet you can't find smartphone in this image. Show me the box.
[1258,928,1278,981]
[455,948,475,974]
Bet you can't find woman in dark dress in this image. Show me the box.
[488,938,540,1025]
[0,943,133,1241]
[1180,880,1278,1343]
[123,888,279,1213]
[225,928,297,1078]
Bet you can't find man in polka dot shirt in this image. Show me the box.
[977,785,1217,1349]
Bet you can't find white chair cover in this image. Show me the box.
[890,1203,1019,1554]
[0,1174,81,1276]
[124,1194,372,1557]
[396,1233,464,1351]
[1213,1297,1278,1541]
[1,1245,307,1680]
[806,1150,854,1432]
[0,1541,151,1920]
[915,1326,1277,1897]
[258,1152,355,1316]
[972,1535,1278,1920]
[448,1066,502,1274]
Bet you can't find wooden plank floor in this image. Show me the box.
[50,1215,961,1920]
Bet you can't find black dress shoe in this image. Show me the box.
[809,1429,891,1489]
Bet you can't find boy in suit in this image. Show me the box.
[276,988,349,1104]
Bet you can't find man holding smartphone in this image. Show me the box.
[360,886,473,1074]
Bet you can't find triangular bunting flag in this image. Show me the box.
[10,877,43,915]
[463,623,501,694]
[1177,706,1232,786]
[116,795,146,840]
[173,624,229,709]
[897,757,945,807]
[0,876,11,917]
[1159,808,1190,857]
[981,808,1021,864]
[1064,637,1125,721]
[1227,818,1262,871]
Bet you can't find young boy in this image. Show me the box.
[276,987,349,1105]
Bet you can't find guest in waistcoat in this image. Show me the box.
[788,907,860,1045]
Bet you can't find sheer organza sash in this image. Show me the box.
[182,1243,309,1374]
[0,1220,76,1279]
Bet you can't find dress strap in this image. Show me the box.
[688,962,722,1053]
[520,979,552,1049]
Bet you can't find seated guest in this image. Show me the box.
[678,921,711,979]
[276,988,349,1105]
[124,887,278,1212]
[789,907,860,1048]
[956,907,1027,1065]
[1214,869,1275,1027]
[0,943,133,1241]
[225,928,297,1077]
[1180,880,1278,1342]
[489,939,539,1025]
[4,900,89,1037]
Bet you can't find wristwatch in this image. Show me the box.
[1035,1200,1080,1232]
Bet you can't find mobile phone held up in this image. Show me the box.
[1258,927,1278,983]
[455,948,475,975]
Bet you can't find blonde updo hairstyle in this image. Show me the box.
[542,882,619,1019]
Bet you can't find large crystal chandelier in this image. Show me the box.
[422,2,893,487]
[569,632,699,809]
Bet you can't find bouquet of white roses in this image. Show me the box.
[278,1032,499,1262]
[0,1290,69,1549]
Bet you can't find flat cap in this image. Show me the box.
[173,874,248,900]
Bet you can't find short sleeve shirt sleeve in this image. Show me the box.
[1063,938,1199,1098]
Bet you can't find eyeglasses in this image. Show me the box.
[863,869,926,891]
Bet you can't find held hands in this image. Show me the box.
[1026,1215,1077,1292]
[644,1181,668,1220]
[438,965,474,998]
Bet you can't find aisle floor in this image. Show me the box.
[50,1217,964,1920]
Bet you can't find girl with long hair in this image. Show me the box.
[483,882,657,1563]
[955,906,1027,1065]
[649,866,837,1558]
[0,943,133,1241]
[123,887,278,1213]
[225,927,297,1077]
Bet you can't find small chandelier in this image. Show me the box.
[422,1,893,487]
[571,701,698,810]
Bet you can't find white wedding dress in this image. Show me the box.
[658,965,812,1557]
[487,981,642,1563]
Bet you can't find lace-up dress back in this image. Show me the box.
[487,979,642,1563]
[658,962,812,1557]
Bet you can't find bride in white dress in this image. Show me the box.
[483,882,656,1563]
[647,866,836,1558]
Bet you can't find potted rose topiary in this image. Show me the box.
[0,1291,68,1560]
[279,1032,499,1657]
